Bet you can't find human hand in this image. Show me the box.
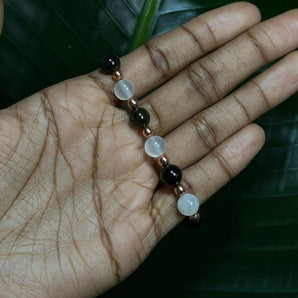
[0,2,297,297]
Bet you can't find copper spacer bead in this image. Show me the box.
[127,97,138,110]
[188,212,201,223]
[142,127,153,138]
[174,184,185,196]
[112,70,123,81]
[157,155,169,167]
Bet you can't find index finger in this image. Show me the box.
[120,2,261,96]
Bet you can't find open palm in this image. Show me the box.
[0,2,297,297]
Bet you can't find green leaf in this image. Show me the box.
[129,0,161,51]
[0,0,297,297]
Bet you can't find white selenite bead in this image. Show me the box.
[177,193,200,216]
[144,136,166,158]
[114,79,135,100]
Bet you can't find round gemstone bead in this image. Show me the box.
[129,108,150,128]
[177,193,200,216]
[145,136,166,158]
[160,164,182,186]
[114,79,135,100]
[101,54,120,74]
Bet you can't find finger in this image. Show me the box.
[89,2,261,97]
[150,124,265,237]
[164,51,298,169]
[140,9,298,135]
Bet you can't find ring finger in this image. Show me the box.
[165,50,298,169]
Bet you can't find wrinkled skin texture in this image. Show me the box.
[0,2,297,297]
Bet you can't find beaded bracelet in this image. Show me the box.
[101,54,201,224]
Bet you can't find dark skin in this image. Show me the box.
[0,2,297,297]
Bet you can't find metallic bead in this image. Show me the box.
[142,127,153,138]
[157,155,168,167]
[112,70,123,81]
[174,184,185,196]
[127,98,138,110]
[183,210,202,228]
[189,212,201,223]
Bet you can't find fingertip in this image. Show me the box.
[220,2,261,27]
[245,123,266,150]
[278,9,298,47]
[281,50,298,85]
[232,2,261,23]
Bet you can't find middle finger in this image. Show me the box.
[140,10,298,136]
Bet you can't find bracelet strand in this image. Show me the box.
[101,54,201,224]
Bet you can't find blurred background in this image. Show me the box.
[0,1,297,297]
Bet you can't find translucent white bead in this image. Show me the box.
[177,193,200,216]
[144,136,166,158]
[114,79,135,100]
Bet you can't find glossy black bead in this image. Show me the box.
[160,164,182,186]
[101,54,120,74]
[129,108,150,128]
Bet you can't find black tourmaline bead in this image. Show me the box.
[160,164,182,186]
[101,54,120,74]
[129,108,150,128]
